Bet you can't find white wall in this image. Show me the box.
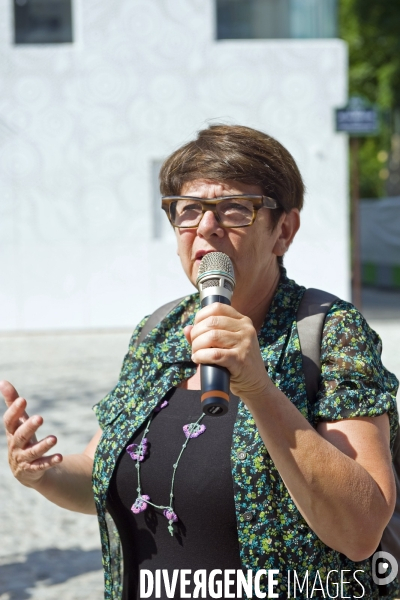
[0,0,349,331]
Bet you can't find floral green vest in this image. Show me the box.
[92,270,399,600]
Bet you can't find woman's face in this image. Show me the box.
[174,179,295,306]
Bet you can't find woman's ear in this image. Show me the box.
[272,209,301,257]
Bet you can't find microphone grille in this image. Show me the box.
[198,252,235,280]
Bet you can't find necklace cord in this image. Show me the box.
[133,406,206,534]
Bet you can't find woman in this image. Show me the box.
[2,124,399,599]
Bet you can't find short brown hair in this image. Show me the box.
[159,124,305,229]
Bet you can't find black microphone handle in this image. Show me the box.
[200,295,231,416]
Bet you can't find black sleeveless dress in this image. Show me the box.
[107,388,242,599]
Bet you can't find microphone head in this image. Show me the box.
[196,252,235,303]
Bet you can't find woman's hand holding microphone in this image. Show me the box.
[184,302,273,405]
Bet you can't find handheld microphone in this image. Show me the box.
[196,252,235,416]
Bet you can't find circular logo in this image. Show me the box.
[372,551,398,586]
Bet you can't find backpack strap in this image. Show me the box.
[135,297,186,347]
[296,288,338,404]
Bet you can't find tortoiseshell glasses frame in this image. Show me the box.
[161,195,279,228]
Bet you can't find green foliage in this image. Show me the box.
[356,138,386,199]
[339,0,399,197]
[340,0,400,108]
[355,0,400,107]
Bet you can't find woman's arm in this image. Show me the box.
[187,303,396,562]
[248,385,394,562]
[1,380,101,516]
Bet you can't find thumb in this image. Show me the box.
[0,380,20,408]
[183,325,193,345]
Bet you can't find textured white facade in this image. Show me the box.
[0,0,349,331]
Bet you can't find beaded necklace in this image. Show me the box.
[126,398,206,536]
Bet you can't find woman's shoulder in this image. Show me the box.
[322,297,386,358]
[321,296,398,391]
[134,292,199,345]
[92,294,199,428]
[315,296,399,447]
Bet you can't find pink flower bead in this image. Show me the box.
[163,509,178,522]
[183,423,206,439]
[131,495,150,514]
[126,440,148,461]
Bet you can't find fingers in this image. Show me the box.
[191,345,232,366]
[189,308,254,354]
[12,414,43,448]
[189,304,260,381]
[192,304,253,342]
[1,380,31,437]
[12,444,63,479]
[183,325,193,345]
[191,327,239,354]
[28,453,63,472]
[0,380,21,408]
[1,380,63,484]
[190,321,255,369]
[3,397,30,435]
[19,435,61,467]
[193,302,240,326]
[191,314,243,338]
[9,425,62,482]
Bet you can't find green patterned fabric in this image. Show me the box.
[92,270,399,599]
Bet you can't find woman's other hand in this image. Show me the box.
[1,380,62,488]
[184,302,271,401]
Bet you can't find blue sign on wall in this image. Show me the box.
[336,97,379,136]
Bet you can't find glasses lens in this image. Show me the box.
[171,199,203,227]
[217,198,254,226]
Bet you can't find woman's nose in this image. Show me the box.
[197,209,224,238]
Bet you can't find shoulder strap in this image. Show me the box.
[296,288,338,404]
[135,297,186,347]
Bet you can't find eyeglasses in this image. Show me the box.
[161,195,279,228]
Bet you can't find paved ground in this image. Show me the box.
[0,330,132,600]
[0,290,399,599]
